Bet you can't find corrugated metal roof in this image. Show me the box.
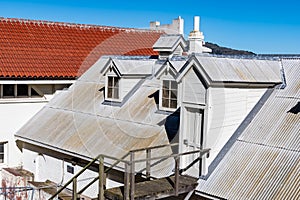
[169,60,187,72]
[195,56,282,83]
[15,57,174,176]
[153,34,186,51]
[197,58,300,199]
[112,59,155,75]
[15,54,285,180]
[198,141,300,200]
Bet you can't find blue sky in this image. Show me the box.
[1,0,300,54]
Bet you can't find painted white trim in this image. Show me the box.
[105,75,122,102]
[155,60,178,79]
[159,79,179,112]
[0,80,76,84]
[176,56,211,86]
[0,97,49,104]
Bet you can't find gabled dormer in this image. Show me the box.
[101,57,155,103]
[156,60,180,111]
[153,34,188,60]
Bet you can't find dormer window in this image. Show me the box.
[162,80,178,109]
[107,76,120,99]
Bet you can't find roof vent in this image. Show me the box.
[153,34,187,59]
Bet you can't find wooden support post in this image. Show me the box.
[174,156,180,196]
[73,177,77,200]
[124,163,130,200]
[146,149,151,179]
[130,152,135,200]
[98,156,105,200]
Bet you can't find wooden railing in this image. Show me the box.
[48,143,210,200]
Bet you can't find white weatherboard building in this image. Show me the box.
[15,31,282,199]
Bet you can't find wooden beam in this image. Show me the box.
[73,177,77,200]
[124,163,130,200]
[174,157,180,196]
[146,149,151,179]
[130,152,135,200]
[98,156,104,200]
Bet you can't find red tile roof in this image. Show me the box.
[0,18,163,79]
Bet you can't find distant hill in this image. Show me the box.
[204,42,255,55]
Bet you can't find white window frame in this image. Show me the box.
[0,84,42,98]
[159,79,178,111]
[0,142,8,165]
[105,75,122,102]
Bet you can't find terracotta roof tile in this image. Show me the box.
[0,17,162,79]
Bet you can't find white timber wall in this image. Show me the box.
[0,102,46,169]
[182,68,206,105]
[206,87,267,166]
[0,87,69,171]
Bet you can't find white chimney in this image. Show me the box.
[194,16,200,32]
[188,16,208,54]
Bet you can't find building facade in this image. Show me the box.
[15,32,282,198]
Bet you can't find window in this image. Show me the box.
[3,84,14,97]
[67,165,74,174]
[0,84,42,98]
[162,80,178,109]
[17,84,28,96]
[107,76,120,99]
[0,143,4,163]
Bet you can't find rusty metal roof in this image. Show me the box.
[197,58,300,199]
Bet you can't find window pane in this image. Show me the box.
[31,88,40,97]
[107,87,113,98]
[0,144,4,163]
[17,84,28,96]
[108,77,113,87]
[162,98,169,108]
[171,81,177,90]
[162,89,169,98]
[113,88,119,99]
[3,84,14,96]
[170,100,177,109]
[170,90,177,99]
[113,77,119,87]
[163,80,169,89]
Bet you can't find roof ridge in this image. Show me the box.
[0,16,164,33]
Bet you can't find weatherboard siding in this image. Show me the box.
[182,68,206,105]
[206,87,266,166]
